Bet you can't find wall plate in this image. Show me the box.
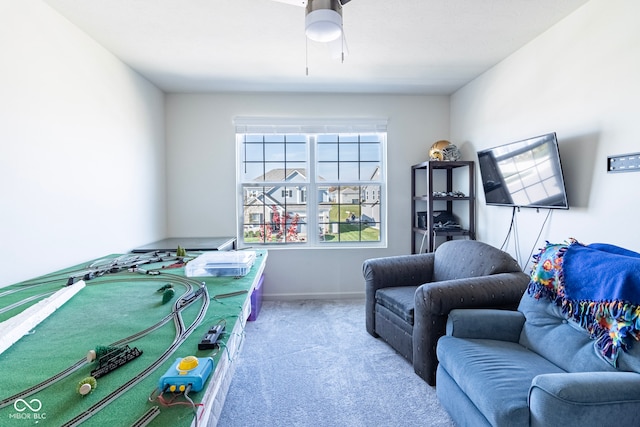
[607,153,640,173]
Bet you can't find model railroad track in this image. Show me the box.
[0,251,182,300]
[0,291,56,315]
[131,406,161,427]
[0,274,203,411]
[0,274,74,293]
[0,310,177,410]
[60,284,210,427]
[0,252,189,337]
[0,358,88,409]
[66,252,182,285]
[0,283,47,298]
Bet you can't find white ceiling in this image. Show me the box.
[43,0,590,95]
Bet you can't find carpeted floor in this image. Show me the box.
[216,299,454,427]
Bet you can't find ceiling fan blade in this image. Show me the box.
[269,0,307,6]
[268,0,352,8]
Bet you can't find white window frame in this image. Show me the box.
[235,117,387,249]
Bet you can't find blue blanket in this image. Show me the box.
[528,239,640,366]
[562,243,640,303]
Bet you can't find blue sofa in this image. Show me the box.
[436,240,640,426]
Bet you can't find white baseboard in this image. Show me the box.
[262,291,365,301]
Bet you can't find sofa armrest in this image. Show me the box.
[415,272,529,315]
[445,308,525,341]
[413,271,529,385]
[529,372,640,427]
[363,253,435,337]
[363,253,435,291]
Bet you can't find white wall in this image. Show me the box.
[0,1,166,287]
[450,0,640,269]
[165,93,449,298]
[6,0,626,298]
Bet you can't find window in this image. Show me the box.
[236,118,386,247]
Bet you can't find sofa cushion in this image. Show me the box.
[375,286,417,324]
[518,295,620,373]
[437,336,565,427]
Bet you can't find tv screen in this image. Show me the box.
[477,132,569,209]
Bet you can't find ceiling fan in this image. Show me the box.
[270,0,352,60]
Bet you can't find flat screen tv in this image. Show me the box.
[477,132,569,209]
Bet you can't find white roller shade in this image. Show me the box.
[234,117,387,134]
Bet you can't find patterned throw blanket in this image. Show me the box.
[528,238,640,366]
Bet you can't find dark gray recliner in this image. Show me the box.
[363,239,529,385]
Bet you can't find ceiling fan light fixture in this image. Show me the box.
[305,1,343,42]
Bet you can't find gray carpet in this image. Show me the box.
[216,299,454,427]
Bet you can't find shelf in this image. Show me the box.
[412,160,473,170]
[411,160,475,253]
[414,196,472,201]
[412,227,472,236]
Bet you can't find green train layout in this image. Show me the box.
[0,251,263,426]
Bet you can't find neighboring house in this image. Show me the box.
[325,166,381,226]
[361,166,381,226]
[339,187,360,204]
[243,168,330,240]
[244,166,381,239]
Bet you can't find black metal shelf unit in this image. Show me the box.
[411,160,475,253]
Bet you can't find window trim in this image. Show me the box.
[235,117,387,249]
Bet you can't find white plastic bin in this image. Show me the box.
[185,251,256,277]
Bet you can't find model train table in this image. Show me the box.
[0,249,266,426]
